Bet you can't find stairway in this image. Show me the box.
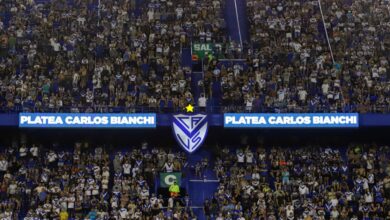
[181,48,192,68]
[185,149,219,220]
[182,46,203,107]
[224,0,249,46]
[191,72,203,106]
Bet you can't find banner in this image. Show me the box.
[19,113,156,128]
[192,43,221,60]
[160,172,182,188]
[224,113,359,128]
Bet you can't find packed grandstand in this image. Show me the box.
[0,141,388,219]
[0,0,389,219]
[0,0,388,113]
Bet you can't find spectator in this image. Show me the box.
[209,144,389,219]
[198,93,207,112]
[169,182,180,198]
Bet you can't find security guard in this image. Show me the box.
[169,181,180,197]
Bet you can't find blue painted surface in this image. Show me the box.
[234,0,249,42]
[360,114,390,126]
[224,0,249,44]
[186,149,219,220]
[191,72,204,103]
[0,114,18,126]
[181,48,193,68]
[224,0,240,43]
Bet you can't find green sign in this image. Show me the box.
[160,172,182,188]
[192,43,215,59]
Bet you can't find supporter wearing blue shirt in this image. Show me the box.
[86,210,97,220]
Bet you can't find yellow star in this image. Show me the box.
[185,104,194,113]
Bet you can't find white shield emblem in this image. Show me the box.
[172,114,208,153]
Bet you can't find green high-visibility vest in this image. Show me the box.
[169,184,180,193]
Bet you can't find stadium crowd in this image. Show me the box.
[208,145,390,220]
[212,0,390,113]
[0,0,389,220]
[0,0,226,113]
[0,140,388,219]
[0,0,388,113]
[0,141,196,219]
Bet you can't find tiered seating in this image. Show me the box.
[0,142,194,219]
[207,145,389,219]
[208,0,389,113]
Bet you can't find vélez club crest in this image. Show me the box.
[172,114,208,153]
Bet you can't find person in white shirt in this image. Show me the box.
[102,167,110,179]
[19,145,27,157]
[85,185,92,197]
[30,145,38,157]
[198,93,207,112]
[67,194,75,211]
[252,166,260,180]
[330,197,339,207]
[140,187,150,200]
[123,161,131,176]
[77,16,86,26]
[8,181,17,195]
[277,88,286,102]
[364,191,373,203]
[102,178,109,190]
[175,6,184,19]
[147,9,154,22]
[236,150,245,164]
[243,184,254,195]
[298,89,307,103]
[0,157,8,175]
[163,161,174,173]
[216,213,224,220]
[299,184,309,197]
[322,81,329,95]
[119,207,129,219]
[286,204,294,220]
[47,151,57,164]
[92,184,99,196]
[362,178,369,190]
[245,150,254,164]
[59,196,67,210]
[345,191,354,202]
[132,166,139,178]
[168,197,174,209]
[330,207,339,219]
[245,96,254,112]
[110,196,118,210]
[50,38,61,52]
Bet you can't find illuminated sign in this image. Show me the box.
[224,113,359,128]
[19,113,156,128]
